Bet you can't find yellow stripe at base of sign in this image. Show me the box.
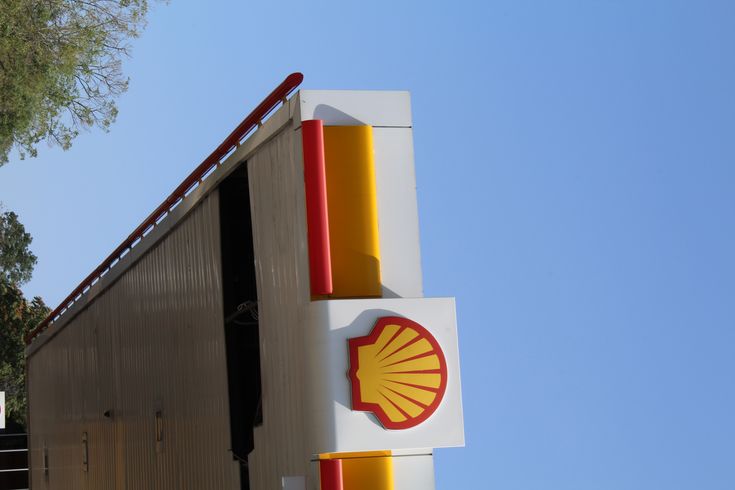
[323,126,382,298]
[319,450,392,460]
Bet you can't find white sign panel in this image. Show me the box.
[304,297,464,455]
[1,391,5,429]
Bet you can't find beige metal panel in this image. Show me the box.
[247,123,312,489]
[27,296,102,490]
[27,192,240,490]
[88,300,118,490]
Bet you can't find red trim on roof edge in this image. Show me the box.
[26,72,304,345]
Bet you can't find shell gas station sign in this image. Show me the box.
[299,100,464,489]
[306,298,463,490]
[305,298,464,454]
[299,117,464,453]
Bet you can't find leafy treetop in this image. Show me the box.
[0,208,37,286]
[0,0,151,165]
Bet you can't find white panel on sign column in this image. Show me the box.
[372,127,423,298]
[298,90,412,127]
[393,453,436,490]
[0,391,5,429]
[304,297,464,455]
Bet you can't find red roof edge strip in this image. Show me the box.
[26,72,304,345]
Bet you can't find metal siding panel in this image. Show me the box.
[27,192,239,490]
[247,123,312,489]
[27,298,93,490]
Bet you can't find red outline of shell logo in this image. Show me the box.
[347,316,448,430]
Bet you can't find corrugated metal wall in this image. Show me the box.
[247,123,312,489]
[27,192,240,490]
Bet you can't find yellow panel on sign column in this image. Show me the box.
[323,126,382,298]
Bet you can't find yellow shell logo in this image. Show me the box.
[347,316,448,430]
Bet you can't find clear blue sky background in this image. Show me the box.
[2,1,734,488]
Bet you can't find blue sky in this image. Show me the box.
[2,1,734,488]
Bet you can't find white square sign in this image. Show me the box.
[304,297,464,454]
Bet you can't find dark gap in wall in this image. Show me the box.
[219,163,262,490]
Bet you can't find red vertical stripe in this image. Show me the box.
[302,119,333,296]
[319,459,344,490]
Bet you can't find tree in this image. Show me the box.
[0,279,48,428]
[0,208,37,285]
[0,206,46,429]
[0,0,152,165]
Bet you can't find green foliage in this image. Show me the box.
[0,0,151,164]
[0,279,48,428]
[0,208,37,285]
[0,205,43,429]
